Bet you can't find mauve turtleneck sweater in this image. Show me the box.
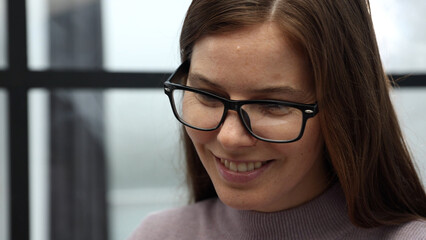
[128,184,426,240]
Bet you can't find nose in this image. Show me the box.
[216,111,257,149]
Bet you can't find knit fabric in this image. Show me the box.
[128,184,426,240]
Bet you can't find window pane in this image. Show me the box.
[27,0,48,70]
[28,0,103,70]
[102,0,192,71]
[0,0,7,69]
[30,89,108,240]
[0,89,9,240]
[391,88,426,186]
[27,0,426,72]
[105,89,186,240]
[29,89,49,240]
[27,0,190,71]
[371,0,426,73]
[29,88,185,240]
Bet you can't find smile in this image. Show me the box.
[215,156,273,184]
[219,158,267,172]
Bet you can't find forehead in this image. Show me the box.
[189,23,314,98]
[192,23,289,68]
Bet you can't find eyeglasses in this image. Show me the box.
[164,60,319,143]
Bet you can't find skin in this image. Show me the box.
[186,22,329,212]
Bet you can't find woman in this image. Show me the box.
[130,0,426,239]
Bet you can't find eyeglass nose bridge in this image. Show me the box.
[224,100,242,112]
[220,100,255,140]
[222,100,250,127]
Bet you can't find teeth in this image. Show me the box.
[225,160,230,168]
[248,162,254,171]
[237,163,247,172]
[229,162,238,171]
[220,159,266,172]
[255,162,262,169]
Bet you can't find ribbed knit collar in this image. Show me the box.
[217,183,355,240]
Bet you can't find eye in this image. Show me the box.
[260,104,291,116]
[194,92,222,107]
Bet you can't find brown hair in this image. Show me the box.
[179,0,426,227]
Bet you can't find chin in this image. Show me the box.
[215,186,271,212]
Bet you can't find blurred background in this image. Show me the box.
[0,0,425,240]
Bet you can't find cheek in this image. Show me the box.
[271,118,324,159]
[185,127,216,169]
[295,119,324,158]
[185,127,214,146]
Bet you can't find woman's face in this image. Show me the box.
[187,22,329,212]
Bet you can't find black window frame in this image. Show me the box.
[0,1,425,240]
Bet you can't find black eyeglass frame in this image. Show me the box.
[164,61,319,143]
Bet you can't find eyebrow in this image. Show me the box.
[187,72,308,98]
[187,73,224,90]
